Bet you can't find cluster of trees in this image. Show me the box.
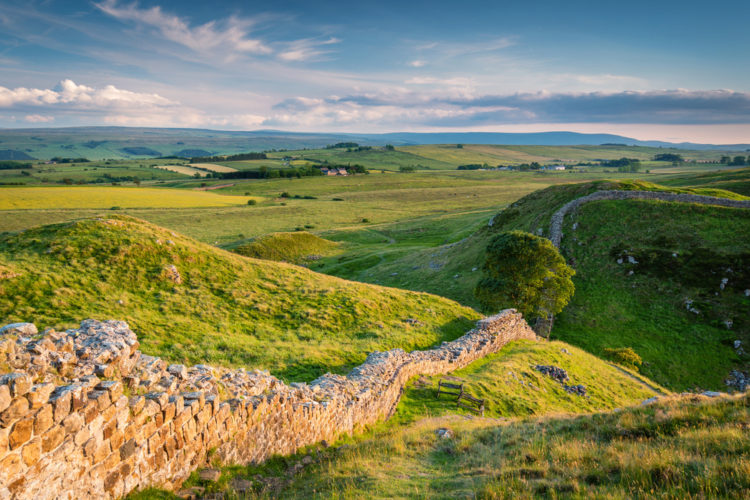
[325,142,359,149]
[653,153,684,162]
[0,161,32,170]
[720,155,749,166]
[213,163,368,180]
[601,157,641,172]
[189,152,267,163]
[50,157,90,163]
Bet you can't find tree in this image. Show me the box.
[720,155,731,164]
[729,156,748,166]
[474,231,575,335]
[653,153,684,163]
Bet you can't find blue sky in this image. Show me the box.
[0,0,749,142]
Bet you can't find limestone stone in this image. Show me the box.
[21,437,41,466]
[0,452,22,481]
[0,385,10,414]
[9,417,34,449]
[0,323,37,337]
[26,383,55,409]
[41,425,65,453]
[0,397,29,427]
[33,404,53,434]
[0,373,33,398]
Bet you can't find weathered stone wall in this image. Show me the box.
[549,190,750,248]
[0,310,536,499]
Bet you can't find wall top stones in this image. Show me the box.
[0,310,536,499]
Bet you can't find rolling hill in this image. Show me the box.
[0,215,479,381]
[315,180,750,390]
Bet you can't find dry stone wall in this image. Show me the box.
[549,190,750,248]
[0,310,536,499]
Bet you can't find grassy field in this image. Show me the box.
[0,215,479,381]
[0,186,252,209]
[153,165,207,177]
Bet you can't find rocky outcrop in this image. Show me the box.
[0,310,536,499]
[549,190,750,248]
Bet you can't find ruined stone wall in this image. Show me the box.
[549,190,750,248]
[0,310,536,499]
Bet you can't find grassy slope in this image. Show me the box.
[393,339,663,423]
[660,166,750,196]
[233,231,341,264]
[0,215,479,381]
[554,199,750,391]
[317,179,747,309]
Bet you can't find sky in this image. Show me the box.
[0,0,749,143]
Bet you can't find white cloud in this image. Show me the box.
[278,37,340,62]
[24,114,54,123]
[408,60,426,67]
[0,80,176,110]
[94,0,272,56]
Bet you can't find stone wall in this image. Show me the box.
[549,190,750,248]
[0,310,536,499]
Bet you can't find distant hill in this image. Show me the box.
[0,126,747,159]
[0,149,35,160]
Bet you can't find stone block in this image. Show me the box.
[61,411,83,435]
[41,425,65,453]
[119,438,136,461]
[1,397,30,427]
[96,380,124,401]
[26,383,55,409]
[88,390,111,411]
[145,391,169,409]
[21,437,41,466]
[0,385,10,414]
[33,404,53,435]
[0,452,22,481]
[83,401,99,424]
[0,373,33,398]
[9,416,34,449]
[49,387,73,424]
[128,396,145,415]
[0,322,37,337]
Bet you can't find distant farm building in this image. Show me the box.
[321,167,348,176]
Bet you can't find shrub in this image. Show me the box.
[247,199,257,206]
[603,347,642,371]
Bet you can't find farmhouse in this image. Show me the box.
[321,167,349,176]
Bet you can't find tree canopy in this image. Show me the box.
[474,231,575,322]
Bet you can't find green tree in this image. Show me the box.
[475,231,575,334]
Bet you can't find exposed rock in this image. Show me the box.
[701,391,722,398]
[163,265,182,284]
[725,370,748,392]
[641,396,659,405]
[534,365,569,383]
[0,323,37,337]
[435,428,454,439]
[199,468,221,481]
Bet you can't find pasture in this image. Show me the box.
[0,186,251,210]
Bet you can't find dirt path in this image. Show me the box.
[605,362,668,395]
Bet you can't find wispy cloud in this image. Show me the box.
[24,114,54,123]
[278,37,340,62]
[94,0,272,57]
[408,60,426,67]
